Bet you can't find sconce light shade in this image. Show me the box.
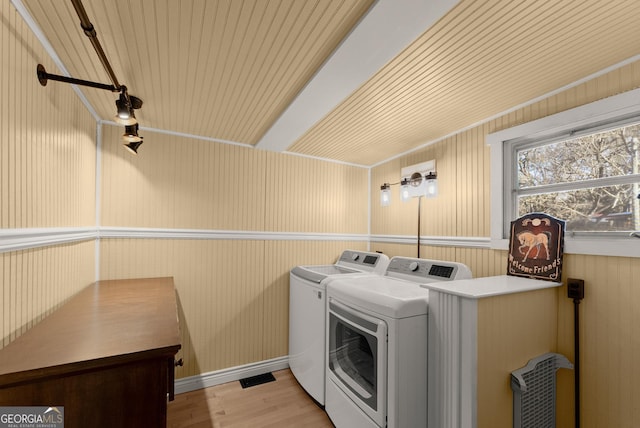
[424,172,438,198]
[380,184,391,207]
[400,178,411,202]
[123,140,143,155]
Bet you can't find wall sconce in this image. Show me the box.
[380,160,438,206]
[379,160,438,258]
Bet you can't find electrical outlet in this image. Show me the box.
[567,278,585,300]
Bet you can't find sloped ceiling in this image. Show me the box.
[17,0,640,166]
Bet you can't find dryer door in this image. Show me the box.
[328,298,387,427]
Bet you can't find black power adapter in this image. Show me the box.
[567,278,585,301]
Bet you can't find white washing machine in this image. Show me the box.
[289,250,389,405]
[325,256,472,428]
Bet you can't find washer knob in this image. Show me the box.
[409,261,419,272]
[352,253,360,261]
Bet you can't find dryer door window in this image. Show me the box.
[328,299,387,425]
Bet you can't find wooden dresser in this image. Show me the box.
[0,277,181,428]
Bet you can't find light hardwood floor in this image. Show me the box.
[167,369,334,427]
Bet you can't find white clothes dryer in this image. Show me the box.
[289,250,389,405]
[325,256,471,428]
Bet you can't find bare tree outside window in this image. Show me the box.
[516,123,640,233]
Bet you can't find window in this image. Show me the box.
[488,88,640,257]
[514,121,640,233]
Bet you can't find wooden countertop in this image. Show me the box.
[0,277,181,388]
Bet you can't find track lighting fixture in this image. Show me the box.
[36,0,145,154]
[38,64,144,153]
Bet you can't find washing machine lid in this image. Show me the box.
[291,250,390,284]
[291,265,361,284]
[327,275,429,319]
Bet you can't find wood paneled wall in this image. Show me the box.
[101,126,368,234]
[371,59,640,428]
[0,1,97,349]
[100,127,370,377]
[5,0,640,425]
[101,127,266,230]
[99,239,368,378]
[1,242,95,347]
[1,4,96,229]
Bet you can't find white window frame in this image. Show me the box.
[487,88,640,258]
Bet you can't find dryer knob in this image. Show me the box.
[352,253,360,261]
[409,261,419,272]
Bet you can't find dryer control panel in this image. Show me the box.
[385,257,472,283]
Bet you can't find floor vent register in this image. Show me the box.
[239,372,276,389]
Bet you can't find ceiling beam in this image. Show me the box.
[255,0,459,153]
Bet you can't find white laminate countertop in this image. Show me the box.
[420,275,561,299]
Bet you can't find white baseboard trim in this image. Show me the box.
[174,356,290,395]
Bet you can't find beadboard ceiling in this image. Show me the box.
[19,0,640,166]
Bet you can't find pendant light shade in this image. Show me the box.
[114,103,137,125]
[122,124,142,142]
[123,140,143,154]
[116,92,130,117]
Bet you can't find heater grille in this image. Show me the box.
[511,353,573,428]
[239,372,276,389]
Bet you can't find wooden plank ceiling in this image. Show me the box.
[21,0,640,166]
[22,0,374,145]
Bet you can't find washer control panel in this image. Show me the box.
[339,250,382,267]
[336,250,390,274]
